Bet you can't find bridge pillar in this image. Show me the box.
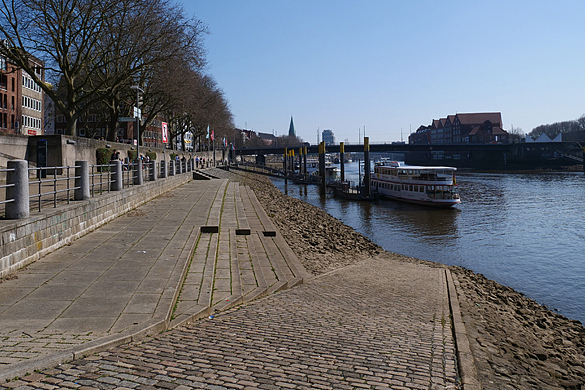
[364,137,371,198]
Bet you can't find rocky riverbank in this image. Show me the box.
[208,167,585,390]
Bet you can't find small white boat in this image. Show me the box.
[305,158,340,184]
[371,161,460,207]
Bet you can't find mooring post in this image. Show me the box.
[283,147,288,175]
[319,141,326,189]
[298,147,303,175]
[290,149,295,175]
[340,142,345,182]
[303,146,307,177]
[364,137,371,198]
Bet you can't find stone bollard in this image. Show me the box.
[149,161,157,181]
[74,160,90,200]
[6,160,29,219]
[111,160,123,191]
[134,159,143,185]
[169,160,175,176]
[160,160,167,178]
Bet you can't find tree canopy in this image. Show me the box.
[0,0,233,143]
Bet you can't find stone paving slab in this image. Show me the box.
[0,179,227,371]
[2,255,459,390]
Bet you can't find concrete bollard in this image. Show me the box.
[149,161,157,181]
[134,159,143,185]
[111,160,123,191]
[6,160,29,219]
[74,160,90,200]
[169,160,175,176]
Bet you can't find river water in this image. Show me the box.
[271,162,585,325]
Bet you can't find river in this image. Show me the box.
[271,162,585,325]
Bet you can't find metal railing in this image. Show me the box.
[0,167,16,213]
[1,158,195,220]
[28,166,79,212]
[90,164,115,197]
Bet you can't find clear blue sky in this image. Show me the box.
[180,0,585,144]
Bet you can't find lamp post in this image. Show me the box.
[130,85,144,158]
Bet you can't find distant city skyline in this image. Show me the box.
[180,1,585,144]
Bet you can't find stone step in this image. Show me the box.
[171,180,311,327]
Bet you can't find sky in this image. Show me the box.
[180,0,585,144]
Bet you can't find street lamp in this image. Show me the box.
[130,85,144,158]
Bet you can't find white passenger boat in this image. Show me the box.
[371,161,460,207]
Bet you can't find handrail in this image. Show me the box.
[2,158,195,219]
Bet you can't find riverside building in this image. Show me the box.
[0,51,45,136]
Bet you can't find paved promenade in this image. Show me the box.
[0,176,461,389]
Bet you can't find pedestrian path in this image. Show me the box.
[0,177,309,381]
[0,254,460,390]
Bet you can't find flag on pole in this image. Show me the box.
[223,137,227,147]
[206,125,210,139]
[211,128,215,142]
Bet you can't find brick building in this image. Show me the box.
[0,52,45,136]
[409,112,509,145]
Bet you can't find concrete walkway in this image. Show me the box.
[0,176,463,389]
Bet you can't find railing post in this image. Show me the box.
[169,160,175,176]
[160,160,167,178]
[150,161,157,181]
[134,159,143,185]
[74,160,90,200]
[6,160,29,219]
[111,160,123,191]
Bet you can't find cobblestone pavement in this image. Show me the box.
[1,255,459,390]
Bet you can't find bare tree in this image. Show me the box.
[0,0,206,137]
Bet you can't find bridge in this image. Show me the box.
[236,141,585,170]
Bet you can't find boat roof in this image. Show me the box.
[375,161,457,171]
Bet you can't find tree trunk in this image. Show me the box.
[66,117,78,136]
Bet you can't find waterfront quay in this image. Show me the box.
[0,173,466,389]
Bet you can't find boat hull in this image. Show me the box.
[378,192,460,208]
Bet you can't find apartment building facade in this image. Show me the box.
[0,53,44,136]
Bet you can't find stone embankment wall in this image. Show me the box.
[0,174,190,278]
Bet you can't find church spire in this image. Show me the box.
[288,116,295,137]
